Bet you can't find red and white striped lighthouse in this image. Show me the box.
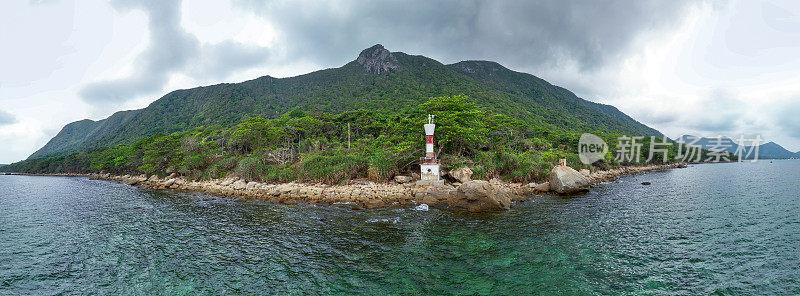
[420,115,441,182]
[425,116,435,158]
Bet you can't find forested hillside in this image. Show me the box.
[5,45,673,183]
[30,44,660,159]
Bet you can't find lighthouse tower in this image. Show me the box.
[419,115,443,185]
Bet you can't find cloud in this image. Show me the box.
[192,40,273,80]
[78,0,271,109]
[78,0,698,110]
[234,0,695,71]
[773,98,800,139]
[0,110,17,126]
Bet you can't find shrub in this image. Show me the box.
[261,165,297,183]
[218,157,239,171]
[366,150,396,181]
[300,153,367,184]
[235,156,267,181]
[183,152,206,170]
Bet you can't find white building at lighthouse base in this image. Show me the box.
[420,163,441,180]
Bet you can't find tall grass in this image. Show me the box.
[471,150,564,183]
[300,153,367,184]
[366,150,396,181]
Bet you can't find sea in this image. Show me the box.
[1,160,798,295]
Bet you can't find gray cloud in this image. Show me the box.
[79,0,271,109]
[235,0,695,71]
[689,89,744,133]
[774,99,800,139]
[78,0,697,109]
[0,110,17,126]
[192,41,273,80]
[80,0,195,105]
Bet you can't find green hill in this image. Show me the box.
[30,44,660,160]
[3,44,675,183]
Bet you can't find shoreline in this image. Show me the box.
[3,163,686,210]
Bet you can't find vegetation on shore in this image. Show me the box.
[2,95,691,184]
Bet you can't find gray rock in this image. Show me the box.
[394,175,413,184]
[232,180,247,190]
[550,166,590,194]
[447,180,511,212]
[123,177,140,186]
[527,182,550,192]
[415,179,445,187]
[450,167,473,183]
[219,178,237,186]
[412,184,455,205]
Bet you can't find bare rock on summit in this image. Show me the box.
[356,44,401,74]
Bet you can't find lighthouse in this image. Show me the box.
[419,114,443,185]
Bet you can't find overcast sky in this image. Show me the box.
[2,0,800,163]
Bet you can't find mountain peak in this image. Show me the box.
[356,44,401,74]
[449,60,509,75]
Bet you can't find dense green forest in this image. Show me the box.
[2,95,689,184]
[28,45,660,160]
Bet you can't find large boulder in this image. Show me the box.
[550,166,591,194]
[450,167,473,183]
[447,180,511,212]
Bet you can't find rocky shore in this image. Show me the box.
[7,162,685,211]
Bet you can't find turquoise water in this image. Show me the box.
[1,161,799,295]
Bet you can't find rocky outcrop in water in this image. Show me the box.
[42,162,686,211]
[447,180,511,212]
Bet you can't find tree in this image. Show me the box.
[230,116,284,153]
[420,95,491,156]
